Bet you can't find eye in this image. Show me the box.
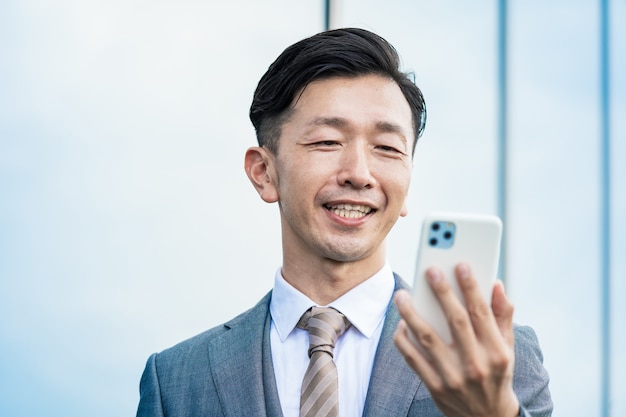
[310,140,341,148]
[376,144,402,153]
[374,142,409,159]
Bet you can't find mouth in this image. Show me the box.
[324,203,374,219]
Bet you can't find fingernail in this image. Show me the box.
[426,268,442,283]
[394,290,409,306]
[457,263,471,280]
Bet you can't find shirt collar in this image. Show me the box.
[269,263,395,342]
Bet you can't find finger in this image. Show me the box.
[424,267,477,351]
[394,290,446,354]
[491,280,515,347]
[457,269,515,384]
[395,289,469,389]
[454,263,499,341]
[393,319,442,388]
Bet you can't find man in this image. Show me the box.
[136,28,552,417]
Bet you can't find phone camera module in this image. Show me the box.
[427,220,456,249]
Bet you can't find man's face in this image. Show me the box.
[266,75,414,267]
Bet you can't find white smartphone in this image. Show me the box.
[411,212,503,345]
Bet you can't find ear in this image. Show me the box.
[244,147,279,203]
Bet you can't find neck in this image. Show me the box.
[281,254,386,306]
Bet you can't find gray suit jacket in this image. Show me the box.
[137,275,552,416]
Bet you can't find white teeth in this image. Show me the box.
[328,203,372,218]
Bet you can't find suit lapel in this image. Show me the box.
[207,292,282,417]
[362,274,422,417]
[262,308,284,416]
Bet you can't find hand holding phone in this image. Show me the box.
[411,212,502,345]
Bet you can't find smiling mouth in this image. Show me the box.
[325,203,374,219]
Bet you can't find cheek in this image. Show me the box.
[379,165,411,193]
[275,163,320,204]
[384,173,411,213]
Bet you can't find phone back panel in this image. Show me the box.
[411,212,502,344]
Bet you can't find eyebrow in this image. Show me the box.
[308,117,408,143]
[308,117,348,129]
[375,121,408,142]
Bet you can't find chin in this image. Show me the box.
[319,242,376,263]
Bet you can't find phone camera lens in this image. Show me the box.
[431,223,440,231]
[429,238,438,246]
[444,231,452,239]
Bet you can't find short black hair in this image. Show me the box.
[249,28,426,155]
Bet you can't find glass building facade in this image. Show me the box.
[0,1,623,415]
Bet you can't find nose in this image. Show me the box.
[337,144,376,189]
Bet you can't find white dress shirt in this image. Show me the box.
[269,263,395,417]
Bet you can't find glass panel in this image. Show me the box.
[342,0,625,415]
[0,1,321,416]
[340,0,498,279]
[609,0,626,414]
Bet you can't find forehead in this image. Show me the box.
[300,75,411,117]
[289,75,414,136]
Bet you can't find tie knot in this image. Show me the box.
[298,306,351,358]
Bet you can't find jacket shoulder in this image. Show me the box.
[155,291,272,363]
[136,291,273,417]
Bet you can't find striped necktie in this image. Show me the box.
[297,306,351,417]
